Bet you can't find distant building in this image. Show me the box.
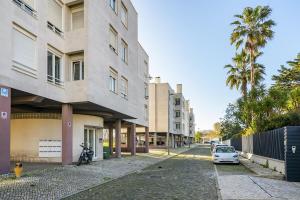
[149,77,196,148]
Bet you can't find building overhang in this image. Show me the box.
[11,89,135,121]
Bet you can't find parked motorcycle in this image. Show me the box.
[77,144,94,166]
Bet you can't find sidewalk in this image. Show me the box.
[217,156,300,200]
[240,157,284,180]
[0,145,197,200]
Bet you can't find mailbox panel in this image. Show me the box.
[285,126,300,182]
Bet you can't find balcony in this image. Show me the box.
[12,0,37,17]
[47,21,64,37]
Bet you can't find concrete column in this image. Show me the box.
[108,127,113,155]
[115,120,121,158]
[130,124,136,156]
[62,104,73,165]
[171,134,175,148]
[127,127,131,151]
[153,132,157,147]
[145,127,149,153]
[0,86,11,174]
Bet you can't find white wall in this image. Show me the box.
[11,114,104,163]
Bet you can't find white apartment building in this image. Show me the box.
[0,0,149,174]
[149,78,195,149]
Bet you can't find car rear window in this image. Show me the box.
[216,147,235,153]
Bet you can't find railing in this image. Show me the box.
[47,21,64,37]
[47,75,64,87]
[12,0,37,17]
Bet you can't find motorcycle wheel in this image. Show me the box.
[77,156,83,166]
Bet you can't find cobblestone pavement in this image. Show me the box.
[64,146,219,200]
[0,146,196,200]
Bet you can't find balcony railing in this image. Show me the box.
[47,75,64,87]
[47,21,64,37]
[12,0,37,17]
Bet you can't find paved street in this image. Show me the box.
[65,145,222,200]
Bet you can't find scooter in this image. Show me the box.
[77,144,94,166]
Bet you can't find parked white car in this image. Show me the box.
[211,143,227,152]
[212,146,239,164]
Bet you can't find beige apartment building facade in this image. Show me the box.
[149,78,195,149]
[0,0,149,174]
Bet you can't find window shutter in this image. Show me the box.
[48,0,63,30]
[72,10,84,30]
[12,28,36,70]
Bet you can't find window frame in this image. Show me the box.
[120,2,128,28]
[176,123,181,130]
[109,67,118,93]
[175,111,181,118]
[71,7,84,31]
[109,0,117,14]
[109,25,118,54]
[71,60,84,81]
[120,76,128,99]
[47,48,63,86]
[12,23,37,77]
[175,98,181,105]
[120,39,128,63]
[47,0,64,36]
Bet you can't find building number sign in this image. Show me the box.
[0,88,9,97]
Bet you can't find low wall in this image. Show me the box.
[241,152,285,175]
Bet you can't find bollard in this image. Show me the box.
[14,162,23,178]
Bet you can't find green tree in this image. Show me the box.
[194,131,201,143]
[225,50,266,98]
[272,53,300,90]
[225,50,249,98]
[230,6,275,89]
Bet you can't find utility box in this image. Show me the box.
[285,126,300,182]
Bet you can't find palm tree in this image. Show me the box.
[230,6,275,89]
[225,50,249,98]
[225,50,265,98]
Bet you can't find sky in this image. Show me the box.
[131,0,300,130]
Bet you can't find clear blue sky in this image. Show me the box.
[131,0,300,130]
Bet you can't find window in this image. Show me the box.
[71,8,84,30]
[72,60,84,81]
[12,25,37,76]
[12,0,36,17]
[120,2,128,27]
[47,50,63,86]
[47,0,63,35]
[144,83,148,99]
[120,76,128,98]
[175,111,180,118]
[175,98,181,105]
[109,0,117,13]
[109,68,118,93]
[144,104,148,120]
[121,39,128,63]
[109,26,118,53]
[176,123,181,130]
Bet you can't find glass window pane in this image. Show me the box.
[55,56,61,83]
[81,62,84,80]
[47,52,53,81]
[73,61,80,81]
[72,10,84,30]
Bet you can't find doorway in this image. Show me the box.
[84,128,98,159]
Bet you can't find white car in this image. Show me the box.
[212,146,239,164]
[211,143,228,151]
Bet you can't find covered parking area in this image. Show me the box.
[0,86,148,174]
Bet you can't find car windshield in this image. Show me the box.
[216,147,235,153]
